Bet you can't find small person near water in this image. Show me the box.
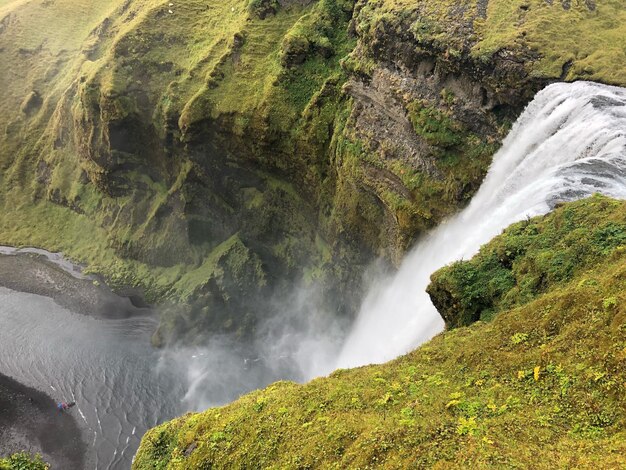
[57,401,75,411]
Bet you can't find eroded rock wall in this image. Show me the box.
[0,0,624,341]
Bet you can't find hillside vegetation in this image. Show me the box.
[0,0,624,340]
[428,195,626,328]
[0,453,47,470]
[133,196,626,469]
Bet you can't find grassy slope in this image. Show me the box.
[476,0,626,83]
[133,196,626,468]
[0,0,624,305]
[0,0,352,304]
[0,0,160,290]
[428,195,626,328]
[368,0,626,85]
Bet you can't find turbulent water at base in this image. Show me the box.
[0,288,186,469]
[335,81,626,369]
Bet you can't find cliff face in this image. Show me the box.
[1,0,361,341]
[0,0,624,340]
[132,197,626,469]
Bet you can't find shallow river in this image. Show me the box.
[0,286,186,469]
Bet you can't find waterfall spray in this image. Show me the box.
[177,82,626,410]
[335,81,626,369]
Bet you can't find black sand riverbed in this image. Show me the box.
[0,372,85,468]
[0,252,146,318]
[0,250,153,468]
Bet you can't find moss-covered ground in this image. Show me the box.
[134,196,626,468]
[429,195,626,328]
[356,0,626,85]
[0,453,48,470]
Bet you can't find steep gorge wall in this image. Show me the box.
[0,0,624,341]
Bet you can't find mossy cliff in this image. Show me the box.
[133,196,626,469]
[0,0,361,342]
[0,0,624,341]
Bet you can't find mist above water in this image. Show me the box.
[162,284,349,411]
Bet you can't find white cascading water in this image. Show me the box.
[335,81,626,369]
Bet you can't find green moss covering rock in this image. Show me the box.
[0,0,360,341]
[428,195,626,328]
[133,196,626,469]
[0,0,624,341]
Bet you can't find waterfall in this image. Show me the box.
[177,81,626,410]
[335,81,626,369]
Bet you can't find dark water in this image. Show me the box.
[0,287,186,469]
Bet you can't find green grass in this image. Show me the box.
[0,0,124,131]
[133,196,626,469]
[429,195,626,327]
[475,0,626,83]
[0,453,48,470]
[358,0,626,85]
[171,234,266,302]
[407,101,463,148]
